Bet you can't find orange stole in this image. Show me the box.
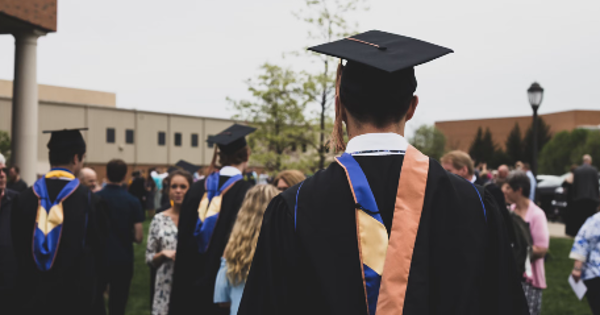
[376,145,429,314]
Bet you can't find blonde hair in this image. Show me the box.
[273,170,305,188]
[440,150,474,176]
[223,184,279,285]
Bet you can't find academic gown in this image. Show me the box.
[239,155,529,315]
[169,176,252,315]
[10,178,109,315]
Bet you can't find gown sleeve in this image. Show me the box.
[480,188,530,315]
[146,216,160,267]
[237,195,298,315]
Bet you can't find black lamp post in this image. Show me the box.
[527,82,544,176]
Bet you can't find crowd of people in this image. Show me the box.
[0,30,599,315]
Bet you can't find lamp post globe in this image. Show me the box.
[527,82,544,177]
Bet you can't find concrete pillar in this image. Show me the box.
[11,31,43,184]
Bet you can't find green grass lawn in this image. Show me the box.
[123,220,592,315]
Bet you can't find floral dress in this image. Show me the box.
[146,213,178,315]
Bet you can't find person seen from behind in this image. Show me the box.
[503,170,549,315]
[570,211,600,315]
[0,153,19,313]
[214,184,279,315]
[146,170,193,315]
[571,154,600,235]
[273,170,306,192]
[96,159,145,315]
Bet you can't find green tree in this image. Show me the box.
[0,131,10,163]
[409,125,446,160]
[538,129,589,175]
[505,123,523,165]
[229,63,314,173]
[469,127,484,163]
[523,117,552,165]
[294,0,368,169]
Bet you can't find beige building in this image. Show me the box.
[0,79,238,182]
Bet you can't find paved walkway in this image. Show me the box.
[548,221,571,238]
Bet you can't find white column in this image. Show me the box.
[11,31,42,184]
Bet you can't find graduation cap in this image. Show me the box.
[309,30,453,104]
[43,128,88,152]
[207,124,256,154]
[175,160,200,174]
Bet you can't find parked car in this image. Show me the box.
[536,173,570,221]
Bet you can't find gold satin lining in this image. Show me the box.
[36,203,64,236]
[357,209,388,275]
[197,192,210,221]
[45,170,75,180]
[376,145,429,315]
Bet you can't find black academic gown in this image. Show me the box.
[239,156,528,315]
[11,179,109,315]
[169,176,252,315]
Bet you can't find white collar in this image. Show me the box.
[470,174,477,183]
[345,133,409,156]
[220,166,242,177]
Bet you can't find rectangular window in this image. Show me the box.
[158,131,166,146]
[291,143,297,152]
[106,128,115,143]
[174,133,182,147]
[302,144,307,153]
[207,135,214,148]
[191,133,199,147]
[125,129,134,144]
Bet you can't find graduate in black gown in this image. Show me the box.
[169,124,255,315]
[239,31,529,315]
[11,128,108,315]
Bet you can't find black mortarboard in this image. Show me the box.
[309,30,453,105]
[207,124,256,154]
[43,128,87,152]
[175,160,200,174]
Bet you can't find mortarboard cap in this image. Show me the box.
[175,160,200,174]
[308,30,453,74]
[43,128,87,152]
[207,124,256,154]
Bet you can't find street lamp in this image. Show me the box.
[527,82,544,176]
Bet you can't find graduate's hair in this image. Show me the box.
[223,184,279,285]
[440,150,474,176]
[506,170,531,199]
[207,145,250,175]
[49,148,85,167]
[273,170,305,188]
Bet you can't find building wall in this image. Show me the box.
[0,79,116,107]
[435,110,600,152]
[0,0,57,32]
[136,112,169,164]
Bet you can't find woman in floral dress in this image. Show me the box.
[146,170,193,315]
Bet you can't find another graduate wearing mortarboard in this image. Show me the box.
[169,124,255,315]
[238,31,529,315]
[10,129,109,315]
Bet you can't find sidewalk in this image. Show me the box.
[548,221,570,238]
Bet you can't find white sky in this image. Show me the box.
[1,0,599,137]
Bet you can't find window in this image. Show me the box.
[106,128,115,143]
[207,135,214,148]
[125,129,134,144]
[158,132,166,146]
[174,133,182,147]
[191,133,199,147]
[291,143,297,152]
[302,144,307,153]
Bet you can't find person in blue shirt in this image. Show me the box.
[96,159,145,315]
[214,184,279,315]
[570,212,600,314]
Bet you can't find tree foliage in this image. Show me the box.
[294,0,368,169]
[409,125,446,160]
[0,131,10,163]
[523,117,552,165]
[505,123,523,165]
[469,127,497,165]
[229,63,315,173]
[539,129,600,175]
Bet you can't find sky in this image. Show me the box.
[1,0,599,137]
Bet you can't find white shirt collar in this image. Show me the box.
[345,133,409,156]
[470,174,477,183]
[220,166,242,177]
